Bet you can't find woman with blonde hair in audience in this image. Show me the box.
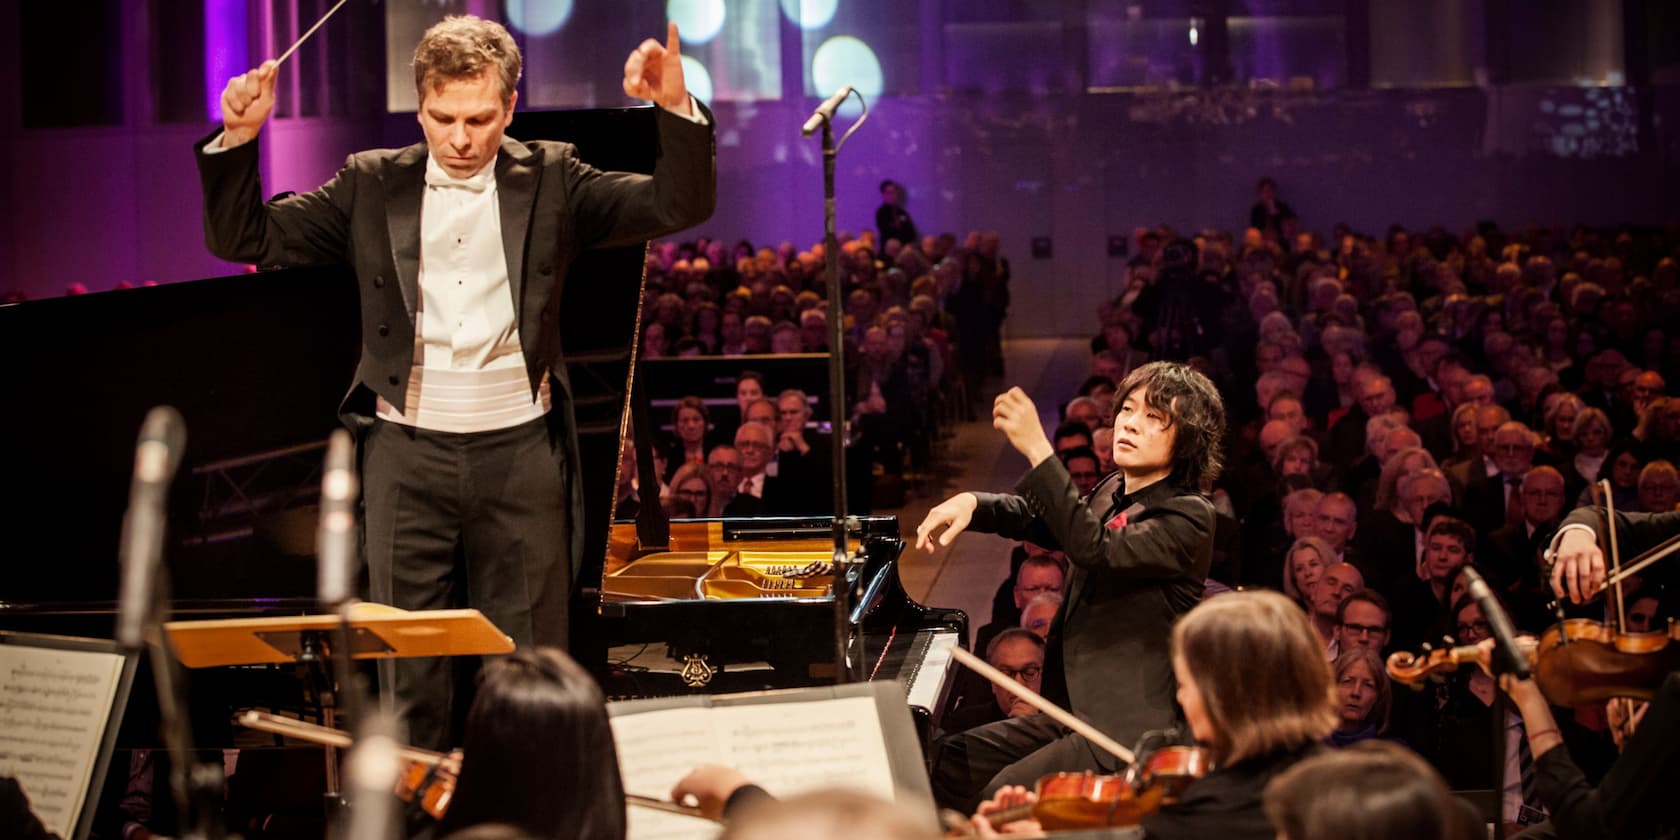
[1270,435,1324,488]
[1284,535,1335,609]
[1562,406,1612,491]
[1539,391,1585,457]
[1263,741,1469,840]
[1282,487,1323,538]
[1438,401,1478,473]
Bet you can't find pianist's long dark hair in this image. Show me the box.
[438,647,626,840]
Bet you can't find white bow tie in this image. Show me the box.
[424,155,495,192]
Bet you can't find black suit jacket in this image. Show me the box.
[1536,671,1680,839]
[195,108,717,575]
[969,460,1213,753]
[196,109,715,415]
[1556,505,1680,594]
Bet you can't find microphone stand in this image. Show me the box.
[140,562,230,840]
[807,88,869,683]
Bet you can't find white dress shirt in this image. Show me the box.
[377,153,549,433]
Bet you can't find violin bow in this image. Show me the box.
[949,646,1136,765]
[238,710,460,771]
[625,793,715,822]
[1599,533,1680,590]
[1597,479,1629,631]
[241,711,716,821]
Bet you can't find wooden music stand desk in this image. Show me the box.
[163,603,515,668]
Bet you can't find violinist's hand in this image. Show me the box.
[971,786,1045,837]
[915,493,977,551]
[1471,637,1544,702]
[1550,527,1606,605]
[993,388,1054,467]
[220,60,279,148]
[623,23,692,115]
[670,763,749,822]
[1607,697,1649,751]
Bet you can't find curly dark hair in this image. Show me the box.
[1114,361,1227,488]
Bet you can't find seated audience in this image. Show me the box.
[1282,535,1335,610]
[973,552,1064,654]
[1306,562,1364,648]
[1018,592,1061,640]
[941,629,1048,734]
[1326,647,1395,747]
[1331,588,1392,655]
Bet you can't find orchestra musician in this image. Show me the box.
[438,647,627,840]
[917,361,1227,812]
[1464,501,1680,840]
[197,15,716,751]
[1262,741,1471,840]
[975,590,1338,838]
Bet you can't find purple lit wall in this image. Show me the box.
[2,3,1678,340]
[203,0,248,123]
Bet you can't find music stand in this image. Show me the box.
[163,603,514,669]
[162,604,514,795]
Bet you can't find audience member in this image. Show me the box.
[1326,647,1394,747]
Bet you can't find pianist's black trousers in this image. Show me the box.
[930,713,1121,814]
[362,414,571,752]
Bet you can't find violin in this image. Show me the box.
[236,711,710,822]
[983,745,1211,831]
[395,752,459,820]
[238,711,461,817]
[1386,618,1680,706]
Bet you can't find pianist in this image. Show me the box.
[196,15,716,752]
[915,361,1225,813]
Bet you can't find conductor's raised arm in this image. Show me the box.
[218,60,278,149]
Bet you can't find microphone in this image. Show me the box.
[316,429,358,607]
[1460,567,1532,680]
[116,407,187,650]
[338,711,403,840]
[801,85,853,136]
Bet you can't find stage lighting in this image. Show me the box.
[681,55,714,103]
[506,0,574,38]
[811,35,881,117]
[781,0,838,30]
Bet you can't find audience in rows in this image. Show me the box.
[953,212,1678,834]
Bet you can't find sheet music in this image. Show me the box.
[0,645,126,840]
[612,706,728,840]
[611,695,898,840]
[711,697,895,799]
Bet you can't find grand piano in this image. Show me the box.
[0,106,965,796]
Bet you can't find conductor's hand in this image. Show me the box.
[1550,527,1606,605]
[670,763,750,822]
[220,60,278,149]
[994,388,1054,467]
[916,493,978,552]
[624,23,692,116]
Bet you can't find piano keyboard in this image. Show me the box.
[904,629,959,712]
